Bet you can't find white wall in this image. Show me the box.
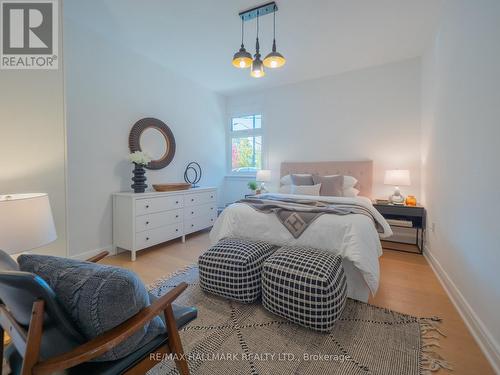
[64,18,226,257]
[224,59,422,205]
[421,0,500,371]
[0,1,67,257]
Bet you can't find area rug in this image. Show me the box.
[147,265,452,375]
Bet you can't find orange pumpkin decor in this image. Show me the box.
[405,195,417,206]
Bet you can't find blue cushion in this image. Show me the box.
[18,255,165,362]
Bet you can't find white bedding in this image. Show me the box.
[210,193,392,296]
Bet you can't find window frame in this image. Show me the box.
[227,113,264,176]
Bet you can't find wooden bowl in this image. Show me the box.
[153,183,191,192]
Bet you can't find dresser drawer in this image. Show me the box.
[134,223,182,250]
[184,191,216,207]
[184,213,216,234]
[135,209,182,232]
[183,202,216,219]
[135,195,183,216]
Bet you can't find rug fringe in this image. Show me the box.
[419,317,453,375]
[147,263,197,291]
[419,317,447,337]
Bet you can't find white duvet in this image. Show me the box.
[209,193,393,295]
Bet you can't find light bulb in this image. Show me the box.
[250,58,265,78]
[232,46,252,69]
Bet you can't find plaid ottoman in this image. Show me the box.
[262,246,347,332]
[199,238,277,303]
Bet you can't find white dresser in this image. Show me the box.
[112,187,217,261]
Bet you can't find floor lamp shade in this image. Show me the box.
[0,193,57,254]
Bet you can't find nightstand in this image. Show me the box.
[373,203,426,254]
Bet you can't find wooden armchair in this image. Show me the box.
[0,251,196,375]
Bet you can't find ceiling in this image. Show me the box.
[66,0,443,95]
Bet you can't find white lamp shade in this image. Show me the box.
[384,170,411,186]
[256,169,271,182]
[0,194,57,254]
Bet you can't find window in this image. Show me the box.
[229,114,262,174]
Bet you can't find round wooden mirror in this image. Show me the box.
[129,118,176,170]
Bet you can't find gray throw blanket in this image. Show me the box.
[238,197,381,239]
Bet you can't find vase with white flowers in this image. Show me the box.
[129,151,152,193]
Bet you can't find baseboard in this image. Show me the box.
[70,245,116,261]
[424,247,500,374]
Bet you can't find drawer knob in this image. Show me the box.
[191,211,194,215]
[146,221,150,225]
[175,229,178,232]
[210,207,213,210]
[191,224,194,227]
[145,205,149,209]
[146,237,150,241]
[176,201,179,204]
[191,198,194,202]
[175,215,179,218]
[210,195,214,198]
[210,219,214,222]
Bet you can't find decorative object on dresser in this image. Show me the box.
[153,183,191,192]
[384,169,411,204]
[373,202,426,254]
[183,161,202,187]
[256,169,271,193]
[129,117,176,170]
[129,151,152,193]
[113,187,217,261]
[0,193,57,255]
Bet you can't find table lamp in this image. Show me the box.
[384,170,410,205]
[256,169,271,193]
[0,194,57,257]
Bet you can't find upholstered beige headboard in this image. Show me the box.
[280,160,373,198]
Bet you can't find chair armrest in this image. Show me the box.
[86,251,110,263]
[33,282,188,375]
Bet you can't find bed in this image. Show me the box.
[210,161,392,302]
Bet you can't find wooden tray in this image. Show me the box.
[153,183,191,192]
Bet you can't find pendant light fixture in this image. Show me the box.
[250,10,265,78]
[232,2,284,78]
[232,17,252,68]
[263,5,286,68]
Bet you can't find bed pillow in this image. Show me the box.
[290,183,321,196]
[324,175,358,189]
[280,184,358,196]
[17,254,165,362]
[280,174,310,186]
[278,185,292,194]
[312,175,344,197]
[282,174,358,189]
[343,187,360,197]
[290,174,314,186]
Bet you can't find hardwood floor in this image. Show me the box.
[102,231,495,375]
